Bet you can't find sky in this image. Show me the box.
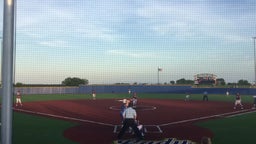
[0,0,256,84]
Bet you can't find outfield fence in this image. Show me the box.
[0,85,256,95]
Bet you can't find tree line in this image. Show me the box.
[171,78,251,87]
[14,77,251,87]
[15,77,88,87]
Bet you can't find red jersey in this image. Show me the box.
[235,94,241,100]
[16,91,21,99]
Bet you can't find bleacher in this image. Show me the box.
[113,124,197,144]
[113,138,197,144]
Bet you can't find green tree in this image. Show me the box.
[176,78,186,84]
[216,78,226,86]
[227,82,237,88]
[237,79,250,86]
[15,82,24,87]
[176,78,194,85]
[62,77,88,86]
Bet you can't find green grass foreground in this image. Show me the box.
[197,112,256,144]
[13,112,76,144]
[1,93,256,144]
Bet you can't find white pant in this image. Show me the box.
[235,100,242,105]
[16,98,22,104]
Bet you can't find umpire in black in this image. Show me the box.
[117,101,144,140]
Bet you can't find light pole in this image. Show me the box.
[253,37,256,85]
[157,68,159,85]
[157,67,162,85]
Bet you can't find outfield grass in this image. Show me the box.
[20,93,255,102]
[13,112,76,144]
[1,93,256,144]
[197,112,256,144]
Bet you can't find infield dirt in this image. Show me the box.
[15,99,252,144]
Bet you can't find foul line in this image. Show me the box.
[159,109,256,127]
[109,105,156,111]
[226,109,256,118]
[13,108,256,129]
[14,108,114,127]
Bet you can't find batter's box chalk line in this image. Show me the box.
[113,125,162,134]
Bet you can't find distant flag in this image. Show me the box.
[158,67,162,72]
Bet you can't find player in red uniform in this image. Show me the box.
[131,92,138,108]
[252,95,256,109]
[233,92,243,110]
[15,90,23,107]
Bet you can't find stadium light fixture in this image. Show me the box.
[253,36,256,85]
